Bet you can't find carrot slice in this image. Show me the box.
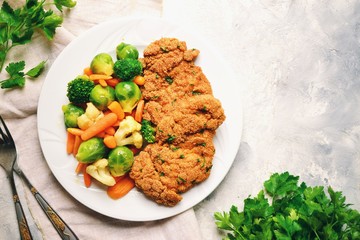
[83,170,92,188]
[99,79,107,87]
[133,76,145,85]
[108,101,125,120]
[134,99,145,122]
[107,175,135,199]
[72,135,82,156]
[75,162,86,174]
[104,126,116,135]
[89,74,112,81]
[95,131,106,138]
[81,113,118,141]
[67,128,84,136]
[104,135,117,149]
[113,175,126,183]
[66,132,75,154]
[83,67,93,76]
[106,78,120,87]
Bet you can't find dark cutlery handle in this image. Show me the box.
[9,175,33,240]
[19,172,79,240]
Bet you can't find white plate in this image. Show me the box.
[37,17,243,221]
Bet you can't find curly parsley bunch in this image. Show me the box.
[215,172,360,240]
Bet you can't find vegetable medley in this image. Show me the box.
[62,42,152,200]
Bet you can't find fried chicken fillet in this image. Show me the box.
[129,38,226,206]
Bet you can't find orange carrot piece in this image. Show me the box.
[113,175,126,183]
[133,76,145,86]
[73,135,82,156]
[81,112,118,141]
[134,99,145,122]
[95,131,106,138]
[89,74,112,81]
[66,132,75,154]
[83,170,92,188]
[99,79,108,87]
[103,110,112,115]
[83,67,93,76]
[107,175,135,200]
[104,135,117,149]
[67,128,84,136]
[129,145,141,155]
[75,162,86,174]
[112,120,120,127]
[105,126,116,135]
[106,78,120,87]
[108,101,125,120]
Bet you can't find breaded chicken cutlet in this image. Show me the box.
[129,38,225,206]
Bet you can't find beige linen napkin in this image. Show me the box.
[0,1,203,239]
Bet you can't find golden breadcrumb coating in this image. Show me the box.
[130,38,225,206]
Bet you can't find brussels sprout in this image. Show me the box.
[76,138,108,163]
[62,103,85,128]
[108,146,134,176]
[89,85,115,110]
[116,42,139,60]
[90,53,114,76]
[114,81,141,113]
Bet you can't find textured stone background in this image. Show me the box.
[164,1,360,239]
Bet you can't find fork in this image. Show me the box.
[0,116,33,240]
[13,160,79,240]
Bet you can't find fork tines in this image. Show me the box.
[0,116,13,144]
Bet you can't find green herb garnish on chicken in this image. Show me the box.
[214,172,360,240]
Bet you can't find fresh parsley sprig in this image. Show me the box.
[0,60,45,88]
[0,0,76,88]
[214,172,360,240]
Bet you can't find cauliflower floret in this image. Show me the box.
[86,159,116,186]
[114,116,143,149]
[77,102,104,130]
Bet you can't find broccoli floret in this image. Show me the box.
[140,119,156,143]
[66,75,95,104]
[113,59,142,81]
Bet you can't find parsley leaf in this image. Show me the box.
[38,12,63,40]
[0,75,25,88]
[0,61,25,88]
[6,61,25,76]
[165,76,173,84]
[26,61,46,77]
[0,0,76,89]
[214,172,360,239]
[54,0,77,12]
[0,60,46,88]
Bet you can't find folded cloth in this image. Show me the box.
[0,1,203,239]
